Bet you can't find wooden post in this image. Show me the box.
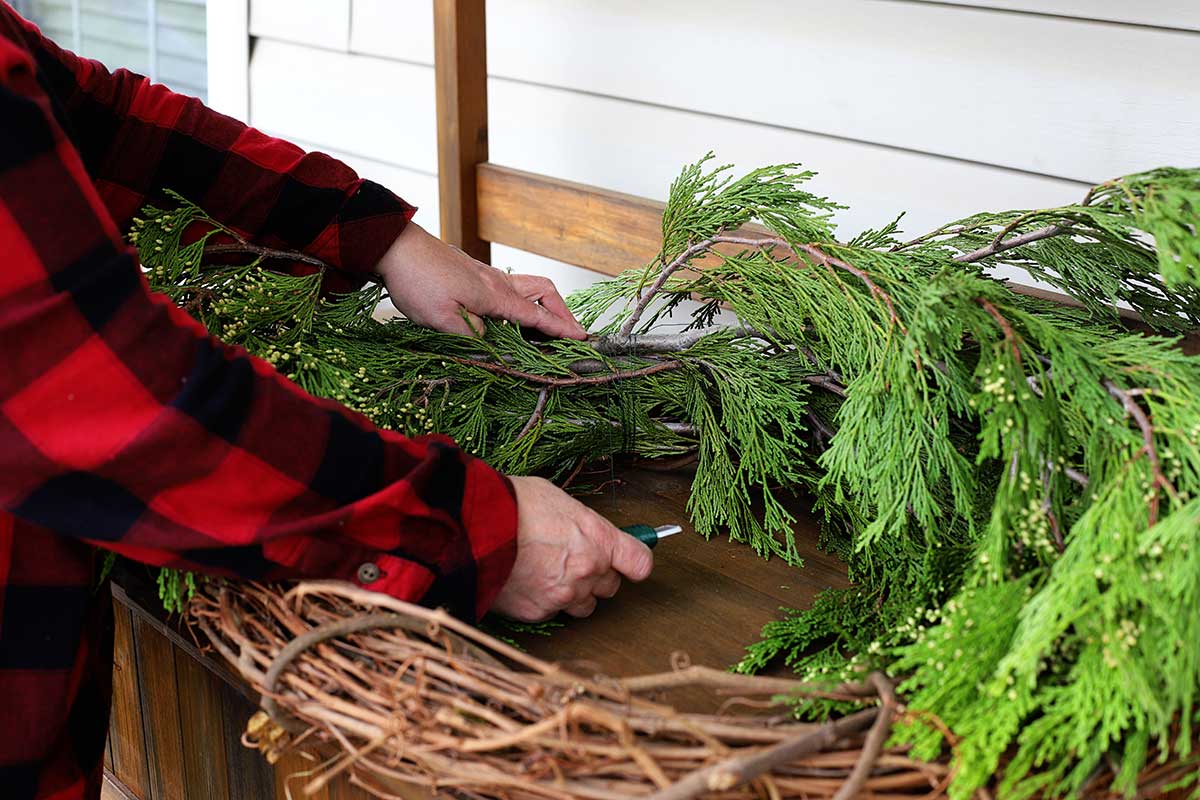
[433,0,491,263]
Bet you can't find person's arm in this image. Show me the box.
[3,7,588,339]
[0,31,650,624]
[5,5,409,294]
[0,36,515,622]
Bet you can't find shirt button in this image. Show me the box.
[356,562,381,583]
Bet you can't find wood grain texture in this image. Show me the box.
[108,600,150,799]
[433,0,490,261]
[113,580,256,703]
[216,677,276,800]
[131,615,187,800]
[108,468,848,798]
[101,772,141,800]
[271,749,331,800]
[478,163,663,276]
[515,468,847,712]
[173,648,232,800]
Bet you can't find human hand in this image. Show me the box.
[491,476,654,621]
[375,222,587,339]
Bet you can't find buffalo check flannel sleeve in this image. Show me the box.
[0,32,518,623]
[9,6,411,294]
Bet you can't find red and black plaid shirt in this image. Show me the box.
[0,5,519,798]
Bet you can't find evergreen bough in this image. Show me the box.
[132,157,1200,798]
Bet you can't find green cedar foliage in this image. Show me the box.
[132,158,1200,797]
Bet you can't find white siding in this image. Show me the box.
[249,0,348,52]
[216,1,1200,287]
[911,1,1200,31]
[205,0,247,119]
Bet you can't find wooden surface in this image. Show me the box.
[106,468,844,799]
[107,574,279,800]
[433,0,491,262]
[519,469,847,712]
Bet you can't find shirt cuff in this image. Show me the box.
[348,455,519,624]
[307,179,417,290]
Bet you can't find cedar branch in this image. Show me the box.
[619,234,905,335]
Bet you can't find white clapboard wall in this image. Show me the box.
[209,0,1200,292]
[23,0,207,100]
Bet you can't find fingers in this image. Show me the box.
[462,310,486,336]
[487,276,587,340]
[592,571,621,599]
[509,275,588,339]
[562,570,620,617]
[496,477,651,623]
[496,293,586,340]
[564,595,598,618]
[424,307,487,337]
[607,526,654,582]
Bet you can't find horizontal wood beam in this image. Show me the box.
[476,163,780,275]
[477,163,665,276]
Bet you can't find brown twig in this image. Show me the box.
[645,708,879,800]
[516,388,552,441]
[890,224,970,251]
[802,374,848,398]
[1064,466,1090,488]
[807,411,837,447]
[953,225,1065,264]
[559,457,588,490]
[977,298,1023,367]
[204,242,330,269]
[374,376,452,402]
[192,581,1191,800]
[1103,380,1181,525]
[831,673,898,800]
[448,355,683,387]
[802,243,905,333]
[592,327,770,356]
[620,236,731,338]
